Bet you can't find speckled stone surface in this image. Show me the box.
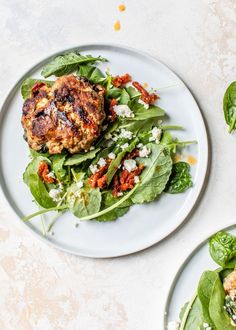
[0,1,236,329]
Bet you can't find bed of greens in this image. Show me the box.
[21,51,196,229]
[175,231,236,330]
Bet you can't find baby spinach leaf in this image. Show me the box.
[165,162,192,194]
[96,191,132,221]
[223,81,236,133]
[209,231,236,268]
[179,294,205,330]
[21,78,54,99]
[50,154,67,181]
[64,148,100,166]
[77,65,105,83]
[126,86,141,99]
[23,156,49,186]
[29,173,56,208]
[131,144,172,204]
[41,52,107,78]
[119,89,130,105]
[70,184,102,218]
[106,87,123,99]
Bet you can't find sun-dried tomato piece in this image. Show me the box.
[97,175,107,189]
[88,164,108,189]
[108,98,118,122]
[113,73,132,87]
[38,161,55,184]
[132,81,159,104]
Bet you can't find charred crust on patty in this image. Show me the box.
[21,75,106,154]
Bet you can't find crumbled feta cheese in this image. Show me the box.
[149,127,162,143]
[119,128,133,140]
[102,124,108,131]
[137,143,144,148]
[49,188,62,202]
[108,152,116,160]
[113,105,134,118]
[89,146,95,150]
[98,158,106,167]
[203,323,212,330]
[47,172,56,179]
[138,98,149,109]
[112,136,118,142]
[117,192,123,197]
[167,321,180,330]
[120,143,129,150]
[134,176,140,183]
[139,145,151,158]
[76,181,84,189]
[105,132,112,140]
[89,164,98,174]
[123,159,137,172]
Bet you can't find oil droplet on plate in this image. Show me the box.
[187,155,197,165]
[143,82,148,89]
[114,20,121,31]
[118,4,126,11]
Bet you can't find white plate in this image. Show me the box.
[0,44,208,258]
[164,225,236,328]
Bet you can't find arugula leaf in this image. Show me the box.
[165,162,192,194]
[209,231,236,268]
[131,144,172,204]
[128,99,165,120]
[29,173,56,208]
[223,81,236,133]
[96,191,132,221]
[106,87,123,99]
[77,65,105,83]
[64,148,100,166]
[126,86,141,99]
[41,52,107,78]
[21,78,54,99]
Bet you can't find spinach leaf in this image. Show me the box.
[96,191,132,221]
[50,154,67,181]
[41,52,107,78]
[131,143,172,204]
[77,65,105,83]
[21,78,54,99]
[126,86,141,99]
[209,272,235,329]
[29,174,56,208]
[68,184,101,218]
[64,148,100,166]
[179,295,205,330]
[209,231,236,268]
[165,162,192,194]
[128,100,165,120]
[223,81,236,133]
[119,89,130,105]
[23,156,49,186]
[106,87,123,99]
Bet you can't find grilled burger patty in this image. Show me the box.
[21,75,106,154]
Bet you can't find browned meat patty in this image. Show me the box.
[21,75,106,154]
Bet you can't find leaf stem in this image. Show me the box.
[161,125,183,131]
[22,205,68,222]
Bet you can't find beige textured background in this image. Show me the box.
[0,1,236,329]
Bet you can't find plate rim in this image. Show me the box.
[0,43,209,258]
[163,223,236,329]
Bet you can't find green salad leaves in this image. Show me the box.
[178,231,236,330]
[223,82,236,133]
[21,51,196,226]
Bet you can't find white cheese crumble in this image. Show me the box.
[108,152,116,160]
[49,188,62,202]
[119,128,133,140]
[112,136,118,142]
[120,143,129,150]
[137,143,144,148]
[139,145,151,158]
[76,181,84,189]
[149,127,162,143]
[89,164,98,174]
[47,172,56,179]
[203,323,212,330]
[123,159,137,172]
[105,132,112,140]
[138,98,149,109]
[97,158,106,167]
[89,146,95,150]
[167,321,180,330]
[113,105,134,118]
[117,192,123,197]
[134,176,140,183]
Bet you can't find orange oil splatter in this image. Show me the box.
[114,20,121,31]
[143,82,148,89]
[187,155,197,165]
[118,4,126,11]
